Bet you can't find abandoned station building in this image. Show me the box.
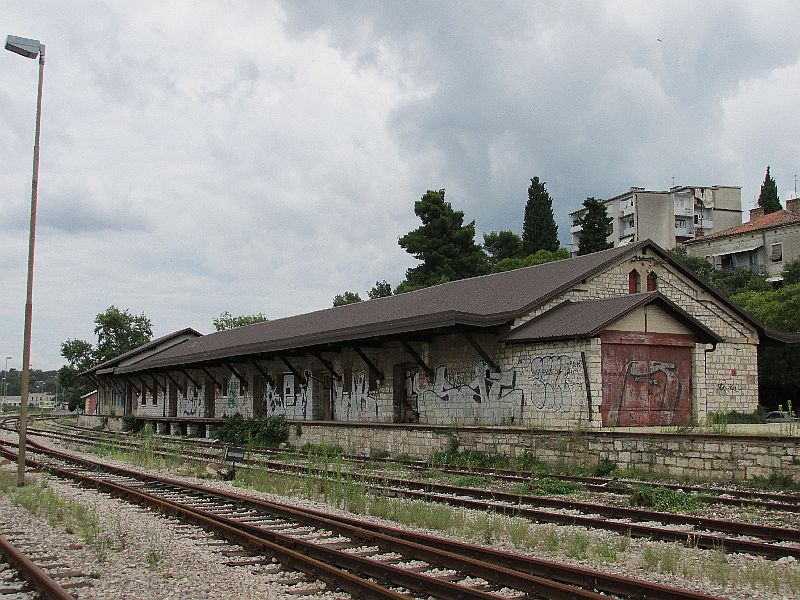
[85,240,790,435]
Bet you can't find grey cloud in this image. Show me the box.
[278,1,800,239]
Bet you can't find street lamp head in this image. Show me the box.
[5,35,43,60]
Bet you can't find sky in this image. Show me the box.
[2,1,799,370]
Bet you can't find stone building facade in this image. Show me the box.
[684,199,800,283]
[85,240,779,431]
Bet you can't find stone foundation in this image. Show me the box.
[288,422,800,483]
[76,415,800,483]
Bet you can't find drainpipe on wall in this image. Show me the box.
[703,342,718,421]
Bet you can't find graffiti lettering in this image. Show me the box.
[421,361,523,407]
[334,370,378,420]
[530,355,583,412]
[178,384,204,417]
[717,382,744,392]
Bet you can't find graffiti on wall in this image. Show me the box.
[529,355,585,413]
[261,372,318,419]
[608,360,683,426]
[261,380,283,414]
[334,370,378,420]
[222,376,247,417]
[421,361,523,407]
[179,384,204,417]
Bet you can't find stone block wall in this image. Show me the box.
[288,422,800,483]
[514,252,760,415]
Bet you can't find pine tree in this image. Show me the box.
[757,166,782,214]
[397,189,488,291]
[577,197,613,255]
[483,230,525,262]
[522,176,559,253]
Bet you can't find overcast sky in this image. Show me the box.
[2,1,799,370]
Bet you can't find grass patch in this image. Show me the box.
[629,484,705,513]
[534,477,584,495]
[0,473,121,560]
[748,472,800,492]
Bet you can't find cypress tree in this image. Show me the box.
[757,166,782,215]
[522,177,559,253]
[577,197,613,255]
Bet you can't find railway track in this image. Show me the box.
[53,420,800,511]
[0,529,83,599]
[0,435,724,600]
[26,426,800,560]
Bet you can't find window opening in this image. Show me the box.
[628,269,640,294]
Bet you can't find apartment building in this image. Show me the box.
[570,185,742,254]
[684,199,800,283]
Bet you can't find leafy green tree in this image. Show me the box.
[397,189,488,290]
[576,198,613,255]
[522,177,559,253]
[58,339,95,411]
[213,311,268,331]
[782,258,800,285]
[57,306,154,410]
[667,247,713,279]
[492,248,570,273]
[93,306,153,364]
[368,280,393,299]
[333,291,363,306]
[757,166,782,214]
[732,283,800,332]
[483,230,525,262]
[708,268,771,298]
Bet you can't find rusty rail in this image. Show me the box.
[0,437,725,600]
[52,421,800,508]
[0,532,74,600]
[21,426,800,558]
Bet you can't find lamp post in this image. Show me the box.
[1,356,9,413]
[5,34,45,488]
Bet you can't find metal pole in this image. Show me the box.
[17,45,44,488]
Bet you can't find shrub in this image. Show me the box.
[121,414,143,433]
[592,457,617,477]
[216,414,289,447]
[708,408,767,424]
[629,484,705,513]
[534,477,584,495]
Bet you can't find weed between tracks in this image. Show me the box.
[0,470,122,560]
[79,425,204,477]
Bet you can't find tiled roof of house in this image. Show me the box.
[687,210,800,242]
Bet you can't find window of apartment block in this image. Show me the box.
[771,243,783,262]
[647,271,658,292]
[628,269,640,294]
[675,218,686,229]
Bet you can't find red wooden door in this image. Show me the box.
[601,334,692,427]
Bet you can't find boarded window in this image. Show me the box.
[646,271,657,292]
[771,243,783,262]
[628,269,640,294]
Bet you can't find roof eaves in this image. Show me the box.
[114,311,515,374]
[513,240,651,318]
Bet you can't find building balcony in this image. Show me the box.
[621,226,635,238]
[570,223,583,234]
[619,205,635,217]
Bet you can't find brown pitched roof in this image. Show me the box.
[686,210,800,243]
[83,328,202,376]
[503,292,720,344]
[115,243,652,373]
